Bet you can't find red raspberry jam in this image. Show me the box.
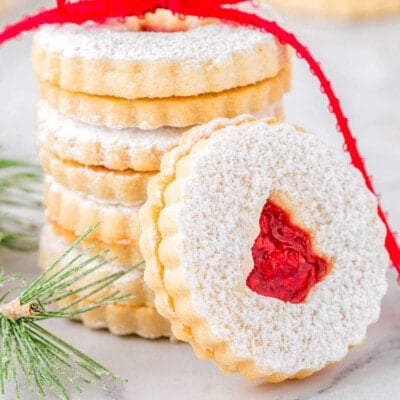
[246,200,328,303]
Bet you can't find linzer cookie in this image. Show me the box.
[265,0,400,17]
[40,149,154,204]
[49,220,143,267]
[32,9,289,99]
[38,65,291,129]
[44,176,141,244]
[37,102,183,172]
[39,224,172,338]
[140,115,388,380]
[37,101,283,171]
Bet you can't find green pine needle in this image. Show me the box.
[0,158,42,252]
[0,225,141,400]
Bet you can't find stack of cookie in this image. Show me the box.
[32,10,291,338]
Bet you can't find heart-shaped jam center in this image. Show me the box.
[246,199,328,303]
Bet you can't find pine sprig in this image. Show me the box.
[0,158,42,252]
[0,226,141,400]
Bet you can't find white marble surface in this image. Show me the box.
[0,3,400,400]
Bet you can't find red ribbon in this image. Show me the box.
[1,0,399,275]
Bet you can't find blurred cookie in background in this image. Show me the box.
[0,0,52,18]
[264,0,400,18]
[0,0,10,15]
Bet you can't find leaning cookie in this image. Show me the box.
[39,224,172,338]
[39,64,291,129]
[265,0,400,18]
[32,9,289,99]
[140,115,388,381]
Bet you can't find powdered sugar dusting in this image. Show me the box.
[37,102,281,170]
[170,120,388,375]
[38,101,183,155]
[34,22,276,66]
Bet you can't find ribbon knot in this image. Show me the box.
[55,0,248,17]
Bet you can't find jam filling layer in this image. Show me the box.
[246,199,328,304]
